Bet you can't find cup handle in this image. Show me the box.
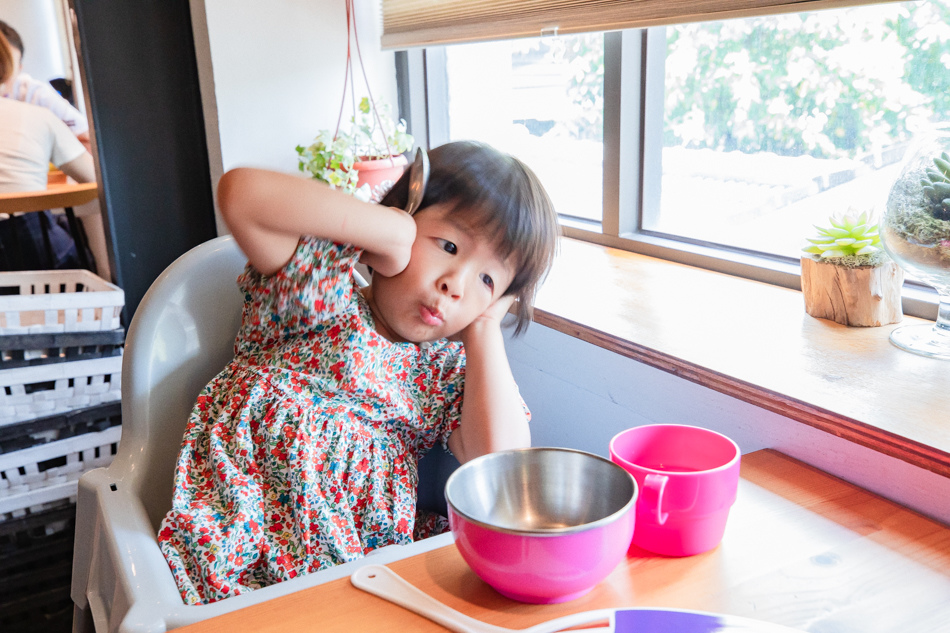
[642,473,669,525]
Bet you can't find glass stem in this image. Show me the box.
[936,294,950,336]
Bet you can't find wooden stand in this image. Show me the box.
[800,256,903,327]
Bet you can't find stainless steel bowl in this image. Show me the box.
[445,447,637,535]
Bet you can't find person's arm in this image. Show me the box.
[59,152,95,183]
[18,74,90,137]
[218,167,416,276]
[76,131,91,153]
[447,297,531,464]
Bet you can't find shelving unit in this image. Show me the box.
[0,269,124,631]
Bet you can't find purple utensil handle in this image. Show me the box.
[614,609,806,633]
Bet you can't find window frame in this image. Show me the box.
[397,23,941,322]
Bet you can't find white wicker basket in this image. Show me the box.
[0,269,123,335]
[0,356,122,427]
[0,424,121,521]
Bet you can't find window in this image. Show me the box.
[438,34,605,225]
[645,1,950,263]
[409,0,950,319]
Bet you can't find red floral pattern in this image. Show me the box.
[158,237,466,604]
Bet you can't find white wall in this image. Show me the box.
[190,0,397,233]
[506,323,950,526]
[0,0,66,81]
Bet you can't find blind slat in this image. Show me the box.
[381,0,896,49]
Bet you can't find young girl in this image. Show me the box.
[158,141,560,604]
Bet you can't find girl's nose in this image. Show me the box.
[438,273,463,299]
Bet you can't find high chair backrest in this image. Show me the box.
[72,235,459,633]
[117,235,247,530]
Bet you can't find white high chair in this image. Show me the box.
[71,235,457,633]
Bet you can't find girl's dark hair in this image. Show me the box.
[380,141,560,335]
[0,32,14,85]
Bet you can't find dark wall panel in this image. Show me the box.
[72,0,217,320]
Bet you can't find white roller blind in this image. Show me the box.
[381,0,895,49]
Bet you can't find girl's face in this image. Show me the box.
[367,203,515,343]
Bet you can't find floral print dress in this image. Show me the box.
[158,237,466,605]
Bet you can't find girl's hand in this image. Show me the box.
[456,295,516,345]
[448,292,529,463]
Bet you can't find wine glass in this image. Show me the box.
[879,125,950,360]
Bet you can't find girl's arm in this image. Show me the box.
[218,167,416,276]
[447,297,531,464]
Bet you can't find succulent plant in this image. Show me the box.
[921,151,950,221]
[803,210,883,263]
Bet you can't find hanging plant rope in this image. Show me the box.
[334,0,395,165]
[295,2,414,197]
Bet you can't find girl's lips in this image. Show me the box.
[419,304,444,326]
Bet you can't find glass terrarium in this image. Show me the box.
[880,126,950,360]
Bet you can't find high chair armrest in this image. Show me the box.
[72,463,459,633]
[72,467,184,633]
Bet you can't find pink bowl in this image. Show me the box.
[445,448,638,604]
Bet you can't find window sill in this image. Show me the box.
[533,238,950,478]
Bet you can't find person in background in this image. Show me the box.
[0,30,95,270]
[0,30,93,192]
[0,19,91,152]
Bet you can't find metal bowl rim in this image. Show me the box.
[444,447,639,537]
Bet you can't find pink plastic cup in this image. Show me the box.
[609,424,740,556]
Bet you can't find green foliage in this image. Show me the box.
[921,151,950,221]
[562,36,604,141]
[521,3,950,154]
[803,210,886,265]
[662,2,950,160]
[295,131,359,194]
[296,97,413,196]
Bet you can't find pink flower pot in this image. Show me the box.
[353,154,408,192]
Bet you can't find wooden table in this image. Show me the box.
[0,181,98,215]
[177,450,950,632]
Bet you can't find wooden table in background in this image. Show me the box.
[0,181,98,215]
[178,450,950,633]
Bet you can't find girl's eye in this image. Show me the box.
[438,239,458,255]
[480,273,494,291]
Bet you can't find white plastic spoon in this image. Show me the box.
[351,564,809,633]
[351,564,614,633]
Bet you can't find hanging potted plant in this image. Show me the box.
[296,0,415,201]
[800,210,903,327]
[296,96,413,201]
